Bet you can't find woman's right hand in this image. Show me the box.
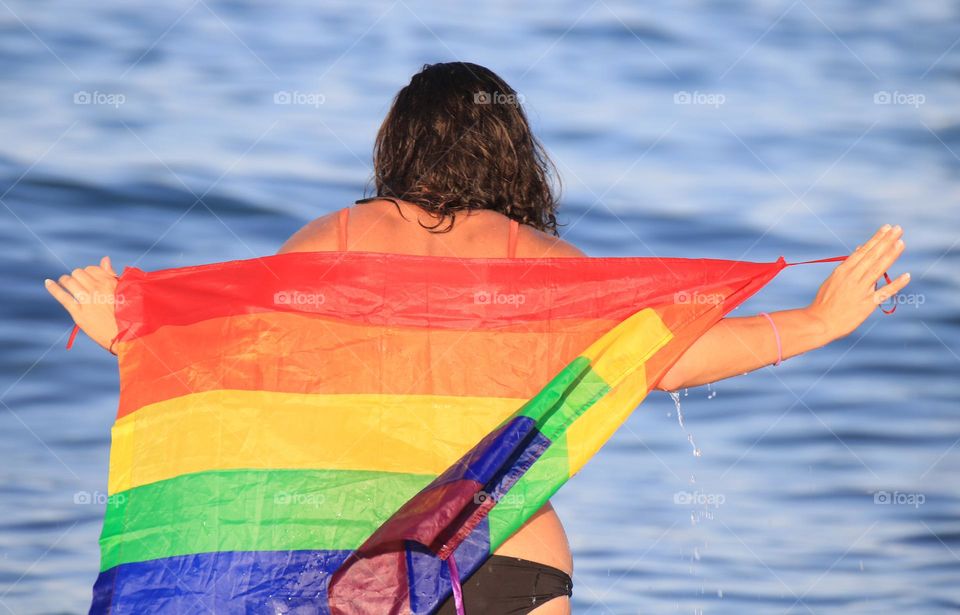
[806,225,910,340]
[45,256,121,354]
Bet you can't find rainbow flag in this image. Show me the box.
[89,251,786,613]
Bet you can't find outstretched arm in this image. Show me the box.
[657,225,909,391]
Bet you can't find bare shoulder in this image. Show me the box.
[517,226,586,258]
[277,211,339,254]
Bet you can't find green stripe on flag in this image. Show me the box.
[516,356,612,439]
[488,355,612,549]
[99,468,432,570]
[487,433,570,550]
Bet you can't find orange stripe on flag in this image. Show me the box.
[115,312,619,418]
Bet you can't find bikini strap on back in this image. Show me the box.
[337,207,349,252]
[507,219,519,258]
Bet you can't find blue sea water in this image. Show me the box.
[1,0,958,613]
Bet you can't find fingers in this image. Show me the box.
[844,225,890,270]
[868,225,904,277]
[853,225,903,282]
[50,262,118,307]
[44,279,80,317]
[70,267,98,289]
[58,273,88,302]
[864,225,896,255]
[873,237,905,283]
[874,272,911,304]
[85,264,113,282]
[101,256,117,277]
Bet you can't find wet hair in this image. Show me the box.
[367,62,560,234]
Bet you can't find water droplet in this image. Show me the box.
[669,391,685,429]
[671,391,702,457]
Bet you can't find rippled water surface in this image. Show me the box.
[1,1,958,613]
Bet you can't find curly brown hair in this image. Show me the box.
[365,62,560,235]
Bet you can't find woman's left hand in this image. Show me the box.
[45,256,120,354]
[806,225,910,340]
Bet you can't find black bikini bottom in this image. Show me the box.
[434,555,573,615]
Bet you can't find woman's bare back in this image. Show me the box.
[279,198,584,260]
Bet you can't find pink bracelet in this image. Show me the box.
[758,312,782,366]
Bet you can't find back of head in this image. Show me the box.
[372,62,559,234]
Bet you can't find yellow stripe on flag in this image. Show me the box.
[108,391,523,494]
[568,308,674,475]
